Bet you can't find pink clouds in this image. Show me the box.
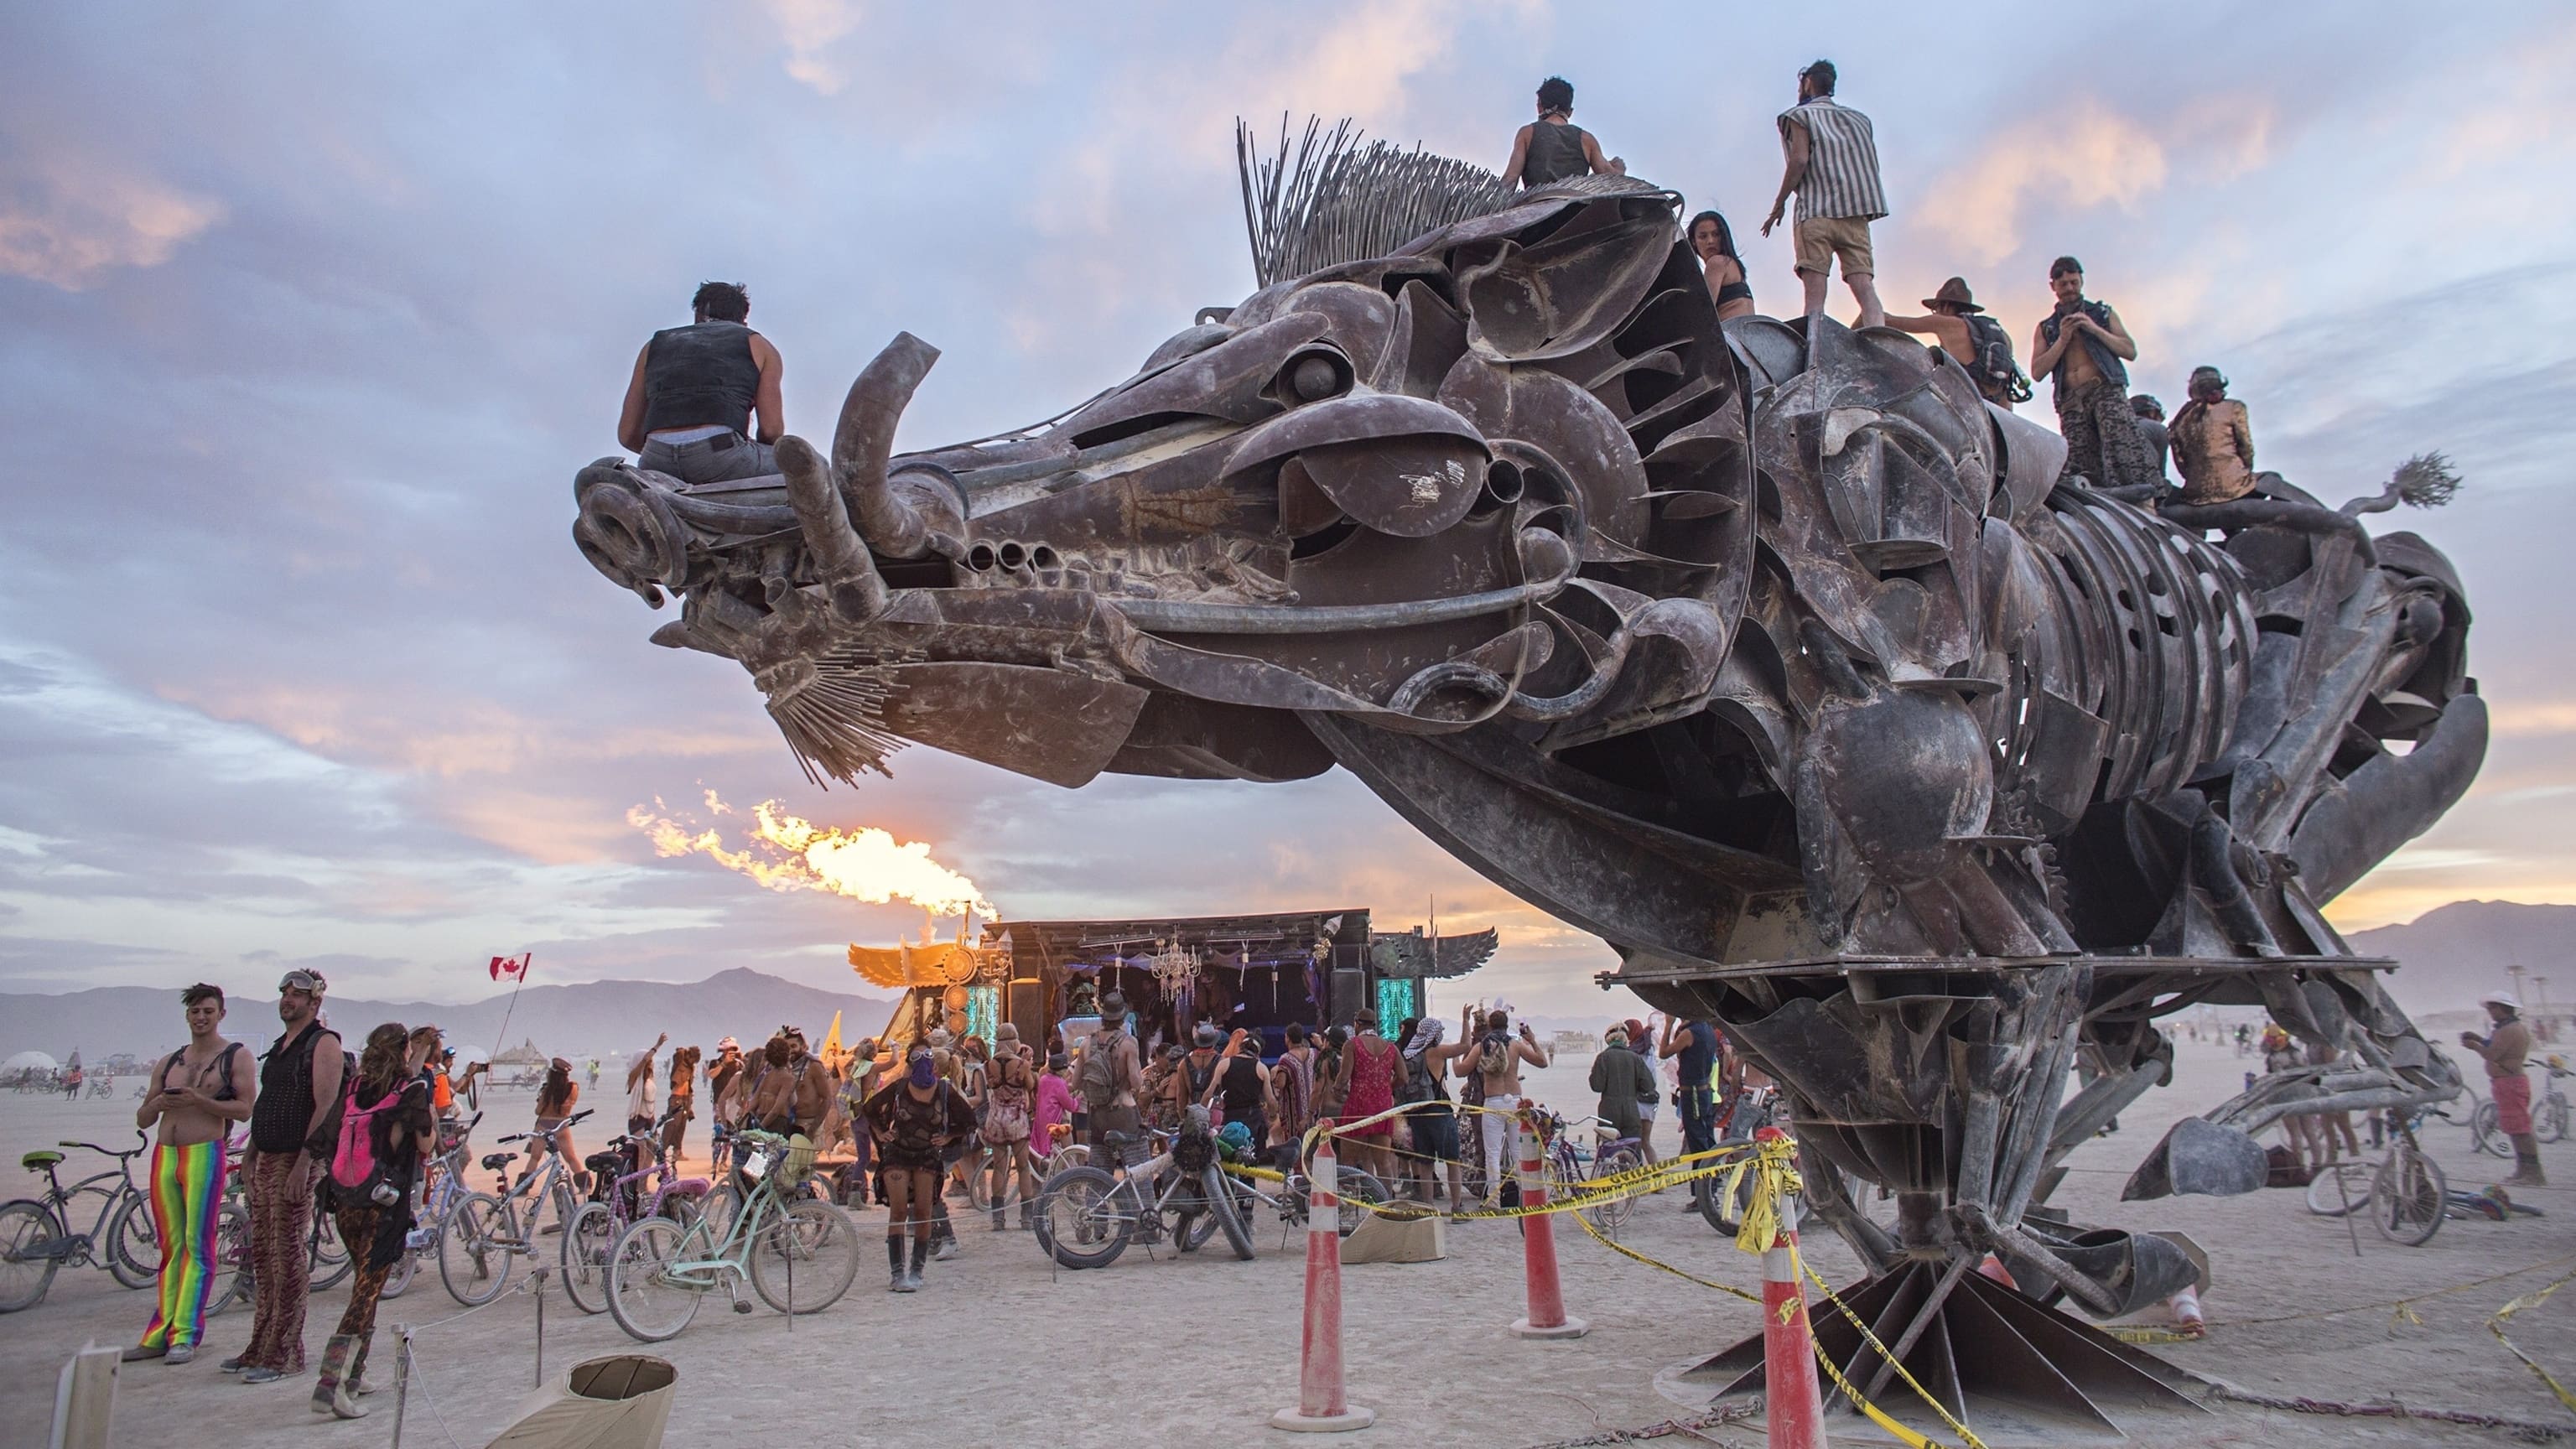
[0,158,222,291]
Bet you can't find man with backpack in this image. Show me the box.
[1075,990,1144,1166]
[231,969,344,1384]
[126,983,252,1366]
[1888,278,2028,408]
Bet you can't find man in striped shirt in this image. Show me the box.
[1762,60,1888,330]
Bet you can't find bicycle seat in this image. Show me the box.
[1101,1130,1138,1149]
[481,1151,520,1171]
[21,1150,62,1170]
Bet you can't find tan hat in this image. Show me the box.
[1923,277,1984,313]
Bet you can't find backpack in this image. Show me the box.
[1476,1033,1513,1080]
[330,1078,421,1191]
[158,1042,245,1102]
[1965,314,2033,405]
[1075,1030,1124,1110]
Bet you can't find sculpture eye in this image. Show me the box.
[1275,346,1353,405]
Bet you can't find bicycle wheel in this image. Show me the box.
[0,1199,63,1312]
[1585,1146,1643,1237]
[106,1191,159,1289]
[2304,1161,2371,1218]
[308,1202,354,1291]
[1036,1166,1132,1270]
[2544,1093,2570,1145]
[205,1202,250,1316]
[1206,1167,1255,1260]
[605,1216,702,1343]
[1332,1166,1385,1238]
[2471,1100,2507,1156]
[381,1247,417,1301]
[2372,1147,2447,1246]
[437,1192,516,1306]
[698,1184,741,1248]
[750,1197,860,1314]
[559,1201,616,1316]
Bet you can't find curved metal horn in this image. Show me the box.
[777,434,889,623]
[832,331,945,558]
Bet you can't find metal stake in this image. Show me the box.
[391,1326,413,1449]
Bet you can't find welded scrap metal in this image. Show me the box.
[572,121,2484,1368]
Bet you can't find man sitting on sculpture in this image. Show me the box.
[1502,75,1624,190]
[1886,277,2026,407]
[614,280,785,486]
[2168,366,2258,504]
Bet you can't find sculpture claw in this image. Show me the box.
[832,331,949,559]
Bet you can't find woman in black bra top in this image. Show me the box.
[1504,75,1623,190]
[1688,210,1757,321]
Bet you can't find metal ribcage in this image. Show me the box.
[2034,493,2257,805]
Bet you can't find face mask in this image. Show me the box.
[909,1057,937,1088]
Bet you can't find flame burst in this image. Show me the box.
[627,792,994,917]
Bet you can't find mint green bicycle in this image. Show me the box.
[604,1129,860,1342]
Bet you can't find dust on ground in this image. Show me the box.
[1,1035,2570,1447]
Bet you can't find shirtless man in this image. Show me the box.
[2028,257,2154,491]
[1886,277,2025,405]
[127,984,254,1364]
[745,1030,833,1141]
[2464,994,2545,1186]
[1460,1007,1550,1208]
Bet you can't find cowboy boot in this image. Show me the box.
[1019,1198,1036,1231]
[310,1335,352,1415]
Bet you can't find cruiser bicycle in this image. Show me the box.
[603,1128,860,1342]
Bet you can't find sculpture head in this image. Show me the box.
[579,175,1763,796]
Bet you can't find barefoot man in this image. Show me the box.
[128,984,253,1365]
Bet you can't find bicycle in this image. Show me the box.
[380,1113,481,1301]
[436,1109,594,1306]
[1210,1148,1388,1245]
[603,1128,860,1341]
[1033,1107,1257,1269]
[87,1078,117,1100]
[2304,1105,2447,1245]
[0,1133,246,1313]
[2469,1056,2572,1154]
[561,1119,710,1317]
[1533,1110,1645,1238]
[1693,1086,1788,1235]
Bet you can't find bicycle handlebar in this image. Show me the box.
[58,1135,147,1159]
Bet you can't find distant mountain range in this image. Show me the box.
[2346,900,2576,1017]
[1,969,901,1065]
[7,901,2557,1062]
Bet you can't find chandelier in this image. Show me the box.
[1149,939,1202,1002]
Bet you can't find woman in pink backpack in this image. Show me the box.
[314,1024,434,1419]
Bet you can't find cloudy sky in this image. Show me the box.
[3,2,2570,1018]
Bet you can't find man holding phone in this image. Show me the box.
[127,984,253,1364]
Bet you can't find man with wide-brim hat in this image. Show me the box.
[1888,277,2027,407]
[2464,992,2545,1185]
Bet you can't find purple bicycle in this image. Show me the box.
[559,1116,710,1316]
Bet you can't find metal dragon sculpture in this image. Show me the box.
[574,129,2482,1432]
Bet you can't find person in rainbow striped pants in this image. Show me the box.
[126,984,252,1366]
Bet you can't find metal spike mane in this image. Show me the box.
[1237,114,1518,288]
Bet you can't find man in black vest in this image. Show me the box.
[229,969,342,1383]
[2028,257,2155,491]
[615,281,786,484]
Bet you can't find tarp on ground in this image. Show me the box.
[484,1356,675,1449]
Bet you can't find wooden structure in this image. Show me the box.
[851,908,1497,1055]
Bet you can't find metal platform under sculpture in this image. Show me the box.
[574,124,2482,1436]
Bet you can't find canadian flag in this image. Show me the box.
[489,953,532,983]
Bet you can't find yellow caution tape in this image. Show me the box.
[1724,1131,1803,1258]
[2488,1264,2576,1417]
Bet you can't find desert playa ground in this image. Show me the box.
[3,1034,2571,1448]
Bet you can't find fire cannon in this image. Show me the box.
[574,140,2481,1433]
